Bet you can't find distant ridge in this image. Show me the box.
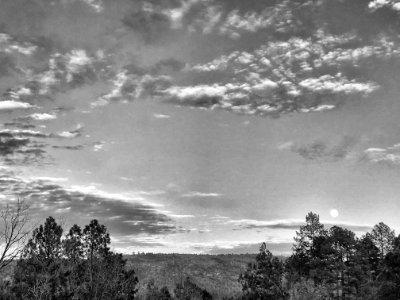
[126,253,256,299]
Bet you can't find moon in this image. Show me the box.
[330,209,339,218]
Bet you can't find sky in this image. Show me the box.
[1,0,400,255]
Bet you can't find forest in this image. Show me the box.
[0,201,398,299]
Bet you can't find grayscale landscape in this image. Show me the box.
[0,0,400,299]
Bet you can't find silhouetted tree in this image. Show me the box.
[12,217,138,299]
[13,217,66,299]
[239,243,287,299]
[371,222,395,259]
[82,219,111,298]
[63,224,84,262]
[288,212,328,279]
[0,198,30,273]
[294,212,327,256]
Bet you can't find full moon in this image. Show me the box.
[330,209,339,218]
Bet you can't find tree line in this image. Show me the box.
[0,200,214,299]
[238,212,400,300]
[0,201,399,299]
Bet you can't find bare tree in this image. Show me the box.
[0,198,30,272]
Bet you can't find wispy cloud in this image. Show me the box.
[227,218,304,230]
[29,176,68,183]
[0,33,37,56]
[226,218,372,233]
[56,124,83,139]
[94,70,171,107]
[153,114,171,119]
[182,191,222,198]
[279,136,358,161]
[80,0,104,13]
[0,171,177,236]
[93,141,105,152]
[363,144,400,165]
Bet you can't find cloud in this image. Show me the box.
[94,70,171,106]
[121,0,298,40]
[228,218,304,230]
[369,0,400,11]
[93,141,105,152]
[0,172,177,236]
[79,0,104,13]
[163,190,231,211]
[0,127,83,140]
[30,176,68,183]
[2,1,393,121]
[218,8,276,39]
[0,129,49,138]
[166,214,195,219]
[20,48,106,98]
[52,145,84,151]
[0,132,29,156]
[165,79,281,116]
[164,0,205,29]
[65,49,93,81]
[188,5,222,34]
[0,132,46,165]
[113,236,168,248]
[300,104,336,113]
[0,33,37,56]
[142,0,303,39]
[298,75,378,95]
[166,84,227,103]
[0,122,84,165]
[182,191,222,198]
[281,136,358,161]
[153,114,171,119]
[122,4,172,43]
[363,144,400,165]
[29,113,57,121]
[181,29,400,117]
[57,131,80,139]
[227,218,372,233]
[0,101,33,111]
[56,124,83,139]
[151,58,186,75]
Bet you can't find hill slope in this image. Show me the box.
[126,253,256,299]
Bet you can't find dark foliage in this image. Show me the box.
[239,243,287,300]
[0,212,400,299]
[11,216,138,299]
[174,277,213,300]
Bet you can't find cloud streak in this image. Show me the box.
[227,218,372,233]
[0,171,178,236]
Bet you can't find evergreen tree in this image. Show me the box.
[13,217,67,299]
[239,243,288,300]
[371,222,395,259]
[12,217,138,299]
[294,212,327,256]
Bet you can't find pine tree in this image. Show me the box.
[239,243,288,300]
